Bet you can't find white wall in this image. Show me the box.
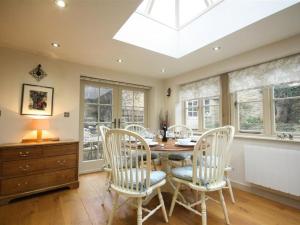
[164,34,300,208]
[0,47,164,144]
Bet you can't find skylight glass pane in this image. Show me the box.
[179,0,208,26]
[149,0,176,28]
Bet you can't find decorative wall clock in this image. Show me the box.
[29,64,47,81]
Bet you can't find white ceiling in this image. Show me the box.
[0,0,300,78]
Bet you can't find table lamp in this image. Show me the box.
[31,119,49,142]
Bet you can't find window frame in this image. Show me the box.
[231,82,300,137]
[270,84,300,136]
[183,95,222,132]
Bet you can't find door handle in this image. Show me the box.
[118,119,121,128]
[112,118,117,128]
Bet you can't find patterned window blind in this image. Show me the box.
[229,54,300,93]
[180,76,220,101]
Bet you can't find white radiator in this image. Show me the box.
[244,145,300,196]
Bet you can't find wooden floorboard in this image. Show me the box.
[0,172,299,225]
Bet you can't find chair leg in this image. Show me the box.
[152,159,157,171]
[137,197,143,225]
[157,187,168,223]
[107,193,119,225]
[219,190,230,225]
[225,173,235,203]
[201,192,207,225]
[169,182,180,217]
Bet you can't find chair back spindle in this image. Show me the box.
[105,129,152,193]
[192,126,234,187]
[167,125,193,139]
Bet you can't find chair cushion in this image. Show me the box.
[121,169,166,189]
[135,152,158,161]
[171,166,226,190]
[168,153,190,161]
[172,166,193,181]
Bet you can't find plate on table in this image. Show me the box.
[175,142,196,147]
[148,141,159,146]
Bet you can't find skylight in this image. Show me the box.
[114,0,300,58]
[136,0,223,30]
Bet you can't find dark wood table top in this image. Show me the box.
[150,139,194,153]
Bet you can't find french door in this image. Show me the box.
[80,81,148,173]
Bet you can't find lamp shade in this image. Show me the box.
[31,119,49,130]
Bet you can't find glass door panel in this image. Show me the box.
[120,89,146,128]
[80,81,147,173]
[82,84,115,164]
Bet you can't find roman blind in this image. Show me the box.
[229,54,300,93]
[180,76,220,101]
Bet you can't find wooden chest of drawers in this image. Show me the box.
[0,141,79,204]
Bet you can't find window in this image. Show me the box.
[184,97,220,131]
[236,89,264,133]
[185,100,199,130]
[121,89,145,127]
[83,85,113,161]
[203,97,220,129]
[273,82,300,134]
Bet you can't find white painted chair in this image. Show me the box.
[125,124,148,137]
[125,124,158,170]
[167,125,194,166]
[99,125,112,206]
[105,129,168,225]
[223,125,236,203]
[169,126,234,225]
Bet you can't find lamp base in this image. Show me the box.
[21,137,60,143]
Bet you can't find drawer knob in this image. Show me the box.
[19,151,30,157]
[19,164,30,171]
[57,160,66,165]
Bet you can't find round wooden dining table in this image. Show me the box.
[143,139,195,204]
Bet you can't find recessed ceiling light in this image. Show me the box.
[161,68,166,73]
[55,0,66,8]
[51,42,60,48]
[117,58,123,63]
[213,46,221,51]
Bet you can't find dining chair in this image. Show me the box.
[223,125,236,203]
[105,129,168,225]
[169,126,234,225]
[167,124,194,166]
[99,125,112,205]
[125,124,158,170]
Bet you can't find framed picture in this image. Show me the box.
[21,84,54,116]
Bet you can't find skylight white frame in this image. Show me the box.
[136,0,224,31]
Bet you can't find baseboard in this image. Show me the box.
[79,168,103,175]
[231,180,300,209]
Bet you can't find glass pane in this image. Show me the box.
[122,107,133,123]
[149,0,176,28]
[84,86,99,104]
[274,83,300,99]
[134,91,144,107]
[239,102,263,132]
[84,104,98,122]
[180,0,207,26]
[275,99,300,133]
[122,90,133,107]
[100,88,112,104]
[204,105,219,129]
[134,107,144,123]
[83,124,102,161]
[99,105,112,123]
[238,89,263,102]
[186,107,198,130]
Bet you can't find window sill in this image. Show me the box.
[234,134,300,144]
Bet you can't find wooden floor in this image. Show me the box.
[0,172,299,225]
